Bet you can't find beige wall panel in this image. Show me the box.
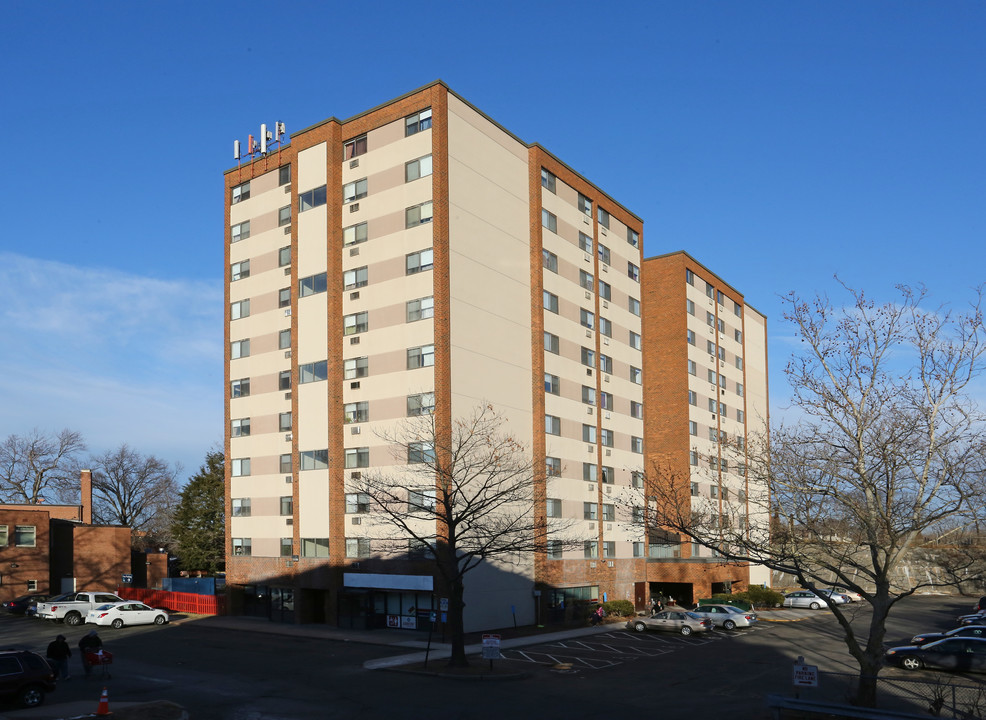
[297,142,327,193]
[297,382,330,450]
[342,129,432,185]
[298,471,331,535]
[448,94,527,161]
[297,208,328,274]
[297,299,328,363]
[250,414,279,435]
[367,210,404,240]
[229,168,283,226]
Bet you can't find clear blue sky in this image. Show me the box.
[2,0,984,479]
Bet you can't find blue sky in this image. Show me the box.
[2,1,984,479]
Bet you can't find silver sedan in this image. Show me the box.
[689,604,758,629]
[626,610,713,636]
[782,591,826,609]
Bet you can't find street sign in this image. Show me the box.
[440,597,449,612]
[121,574,133,583]
[481,633,501,660]
[793,660,819,687]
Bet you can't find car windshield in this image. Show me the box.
[47,593,74,602]
[684,612,703,619]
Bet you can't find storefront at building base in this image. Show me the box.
[339,572,435,631]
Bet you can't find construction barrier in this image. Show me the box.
[116,587,227,615]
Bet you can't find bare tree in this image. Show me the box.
[87,444,181,546]
[641,284,986,707]
[356,405,577,667]
[0,428,86,503]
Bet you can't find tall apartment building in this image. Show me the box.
[641,252,770,596]
[224,82,767,630]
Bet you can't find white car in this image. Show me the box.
[823,586,863,602]
[86,602,169,629]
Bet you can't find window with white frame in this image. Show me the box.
[343,222,368,246]
[582,424,596,443]
[406,201,434,227]
[598,243,610,265]
[631,401,643,419]
[406,248,434,274]
[232,538,251,556]
[278,206,291,227]
[231,221,250,243]
[546,457,561,476]
[231,300,249,320]
[582,385,595,405]
[279,412,292,432]
[599,354,613,374]
[629,297,640,316]
[583,463,597,483]
[301,538,329,558]
[343,357,368,379]
[231,378,250,398]
[405,108,432,135]
[545,415,561,436]
[230,339,250,359]
[231,458,251,477]
[344,447,369,468]
[343,311,368,336]
[343,266,368,289]
[343,178,368,204]
[598,279,611,300]
[407,345,435,369]
[407,392,435,416]
[279,288,291,308]
[346,538,371,558]
[231,261,250,281]
[345,493,370,514]
[407,296,434,322]
[344,401,369,424]
[630,366,642,384]
[405,155,433,182]
[584,540,598,558]
[232,498,251,517]
[13,525,36,547]
[279,329,291,349]
[231,418,250,437]
[231,181,250,204]
[299,360,329,383]
[580,308,594,330]
[599,317,612,337]
[279,245,291,267]
[545,498,562,518]
[408,488,436,512]
[583,502,598,520]
[279,164,291,185]
[547,540,563,559]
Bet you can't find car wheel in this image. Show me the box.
[680,625,693,636]
[64,612,82,626]
[154,615,166,625]
[633,622,647,633]
[901,656,923,671]
[18,684,45,708]
[809,602,820,610]
[111,618,124,629]
[723,620,736,630]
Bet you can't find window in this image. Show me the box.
[343,311,368,336]
[709,426,718,442]
[405,201,434,227]
[687,299,695,316]
[299,272,327,297]
[736,383,744,397]
[299,185,327,212]
[279,246,291,267]
[344,135,367,159]
[346,493,370,514]
[707,340,717,355]
[231,378,250,398]
[687,359,697,375]
[627,228,639,247]
[344,357,368,379]
[279,329,291,349]
[299,360,328,383]
[279,164,291,186]
[231,458,251,477]
[278,205,291,227]
[687,329,696,345]
[406,248,434,274]
[408,442,436,464]
[546,499,562,518]
[598,279,612,300]
[628,262,640,282]
[576,193,592,217]
[717,290,725,306]
[300,449,329,471]
[688,390,697,406]
[599,354,613,374]
[407,345,435,369]
[581,346,595,367]
[718,318,725,333]
[710,484,719,498]
[719,373,727,389]
[686,269,694,285]
[543,291,559,314]
[546,457,561,476]
[574,270,591,292]
[545,373,560,395]
[583,502,598,520]
[231,261,250,281]
[584,541,598,559]
[632,471,644,489]
[302,538,329,558]
[545,415,561,436]
[598,244,611,265]
[600,428,614,447]
[597,207,610,228]
[633,542,645,558]
[737,409,745,422]
[231,418,250,437]
[581,385,595,405]
[547,541,563,560]
[230,339,250,359]
[541,209,557,233]
[689,421,698,436]
[601,504,616,522]
[279,412,292,432]
[343,266,368,289]
[707,311,716,328]
[405,155,433,182]
[231,181,250,204]
[690,451,699,466]
[231,221,250,243]
[280,454,292,473]
[718,346,726,361]
[26,580,38,591]
[707,282,715,299]
[630,331,642,350]
[736,356,744,370]
[602,541,616,558]
[405,108,432,135]
[280,538,293,557]
[629,297,640,316]
[343,178,368,204]
[541,168,556,192]
[407,296,434,322]
[279,288,291,308]
[578,232,593,253]
[582,424,596,443]
[344,447,369,469]
[735,329,743,343]
[583,463,598,483]
[232,498,251,517]
[542,249,558,273]
[708,369,717,384]
[690,482,700,497]
[709,398,718,413]
[407,392,435,416]
[232,538,251,556]
[734,301,742,317]
[408,489,436,512]
[630,366,642,384]
[544,332,560,354]
[343,222,368,246]
[230,300,250,320]
[344,401,369,424]
[346,538,371,559]
[580,308,594,330]
[631,401,643,419]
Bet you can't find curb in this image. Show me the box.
[385,666,531,681]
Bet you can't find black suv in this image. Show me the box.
[0,650,56,707]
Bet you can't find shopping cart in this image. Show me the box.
[84,650,112,679]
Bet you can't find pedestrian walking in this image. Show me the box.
[78,630,102,679]
[46,634,71,680]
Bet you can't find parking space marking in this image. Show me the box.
[501,649,625,669]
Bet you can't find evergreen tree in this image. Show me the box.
[170,451,225,574]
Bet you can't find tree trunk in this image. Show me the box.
[853,592,891,708]
[447,578,468,667]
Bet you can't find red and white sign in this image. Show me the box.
[482,633,501,660]
[793,662,818,687]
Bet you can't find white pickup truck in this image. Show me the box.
[35,592,126,626]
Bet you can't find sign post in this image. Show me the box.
[792,656,818,699]
[482,633,501,671]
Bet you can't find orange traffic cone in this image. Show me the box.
[96,686,110,715]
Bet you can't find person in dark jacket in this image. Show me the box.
[78,630,103,678]
[46,634,71,680]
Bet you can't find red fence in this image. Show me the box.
[117,587,226,616]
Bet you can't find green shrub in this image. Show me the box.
[741,586,785,608]
[602,599,635,617]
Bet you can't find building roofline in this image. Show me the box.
[645,249,767,318]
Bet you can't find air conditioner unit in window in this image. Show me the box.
[605,449,611,456]
[350,337,360,345]
[350,248,359,256]
[352,516,362,525]
[583,216,590,225]
[586,406,593,414]
[603,338,609,346]
[350,291,360,300]
[604,412,611,419]
[604,374,610,382]
[351,471,361,480]
[286,518,293,525]
[284,350,292,358]
[350,203,359,212]
[586,330,592,338]
[605,488,611,496]
[588,484,595,492]
[350,381,360,389]
[351,426,361,434]
[284,392,292,400]
[602,265,608,273]
[584,291,591,300]
[284,268,291,275]
[284,185,291,194]
[284,476,292,483]
[602,300,608,309]
[607,560,615,567]
[350,159,359,169]
[584,253,591,262]
[587,444,594,453]
[589,561,597,568]
[283,226,291,235]
[589,523,596,530]
[284,309,291,316]
[284,433,292,441]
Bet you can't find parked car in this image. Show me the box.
[974,596,986,612]
[85,601,169,629]
[816,589,850,604]
[36,592,126,626]
[911,626,986,646]
[1,594,49,616]
[782,591,826,610]
[0,650,56,708]
[886,637,986,673]
[956,611,986,626]
[689,604,758,629]
[626,610,713,636]
[823,586,863,602]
